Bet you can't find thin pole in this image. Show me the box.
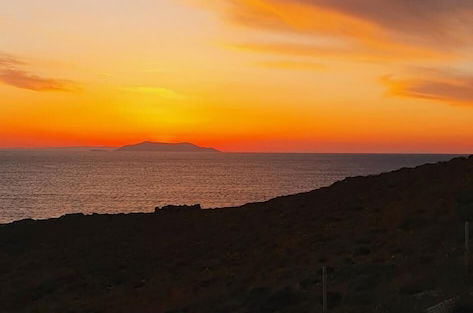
[466,221,470,274]
[322,265,327,313]
[466,221,470,253]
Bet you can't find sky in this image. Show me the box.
[1,0,473,153]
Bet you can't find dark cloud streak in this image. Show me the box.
[384,71,473,105]
[0,54,76,92]
[219,0,473,48]
[287,0,473,42]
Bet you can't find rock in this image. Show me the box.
[155,204,201,214]
[61,213,85,219]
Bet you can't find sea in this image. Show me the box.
[0,150,462,224]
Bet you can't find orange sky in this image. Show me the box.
[1,0,473,153]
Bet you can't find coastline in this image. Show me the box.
[1,155,473,312]
[0,151,467,225]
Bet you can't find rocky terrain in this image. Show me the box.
[1,156,473,313]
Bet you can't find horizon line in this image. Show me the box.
[0,145,470,155]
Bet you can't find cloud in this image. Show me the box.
[230,0,473,42]
[382,70,473,105]
[0,54,24,67]
[0,54,77,92]
[205,0,471,61]
[230,41,448,62]
[293,0,473,44]
[204,0,473,107]
[0,69,77,92]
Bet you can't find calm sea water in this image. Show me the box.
[0,151,461,223]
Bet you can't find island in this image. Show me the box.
[116,141,220,152]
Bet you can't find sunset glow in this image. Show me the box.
[1,0,473,153]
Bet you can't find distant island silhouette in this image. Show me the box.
[117,141,220,152]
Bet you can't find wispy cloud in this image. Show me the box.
[0,54,77,92]
[0,54,24,67]
[292,0,473,46]
[230,41,448,63]
[203,0,471,62]
[382,70,473,106]
[203,0,473,107]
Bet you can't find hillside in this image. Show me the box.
[116,141,220,152]
[1,156,473,313]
